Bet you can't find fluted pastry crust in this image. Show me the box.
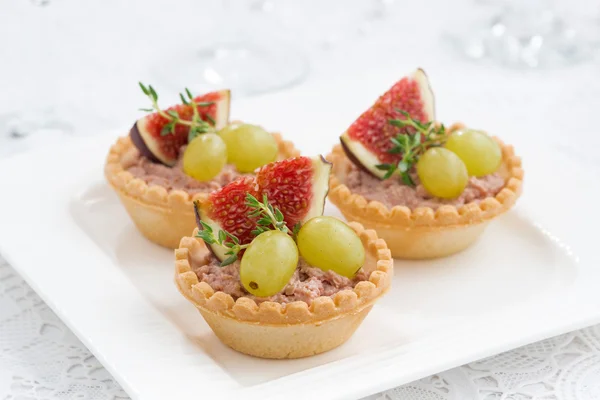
[175,222,392,324]
[327,123,523,259]
[104,132,300,248]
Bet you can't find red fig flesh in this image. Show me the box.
[196,156,331,261]
[130,90,230,166]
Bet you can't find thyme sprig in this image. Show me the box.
[196,221,245,266]
[138,82,216,143]
[247,193,291,236]
[195,193,300,266]
[375,109,448,186]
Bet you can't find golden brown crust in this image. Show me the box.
[104,131,300,248]
[327,123,523,228]
[105,132,300,211]
[174,222,393,325]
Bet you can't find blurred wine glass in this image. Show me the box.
[452,0,593,68]
[257,0,394,50]
[153,0,309,97]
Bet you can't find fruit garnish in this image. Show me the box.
[445,129,502,177]
[297,216,365,278]
[256,156,331,230]
[246,193,297,237]
[374,110,450,186]
[194,178,257,263]
[340,68,434,178]
[240,230,298,297]
[182,133,228,182]
[130,83,230,166]
[219,124,278,172]
[196,156,331,262]
[195,193,292,266]
[417,147,468,199]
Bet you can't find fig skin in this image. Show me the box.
[340,136,381,179]
[129,121,161,164]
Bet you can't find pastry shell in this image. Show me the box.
[104,133,299,249]
[174,222,393,359]
[327,123,524,259]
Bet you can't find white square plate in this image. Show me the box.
[0,78,599,400]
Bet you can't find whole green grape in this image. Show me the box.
[240,230,298,297]
[297,216,365,278]
[183,133,227,182]
[417,147,468,199]
[445,129,502,177]
[218,123,278,172]
[216,122,241,144]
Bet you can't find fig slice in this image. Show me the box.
[340,68,434,178]
[195,156,332,262]
[130,89,230,166]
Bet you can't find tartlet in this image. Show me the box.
[105,132,299,249]
[328,123,523,259]
[174,222,393,359]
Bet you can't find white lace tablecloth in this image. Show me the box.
[2,254,600,400]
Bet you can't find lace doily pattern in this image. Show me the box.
[0,259,129,400]
[381,330,600,400]
[2,254,600,400]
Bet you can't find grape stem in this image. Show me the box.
[138,82,216,141]
[375,109,449,186]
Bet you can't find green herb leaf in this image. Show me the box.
[383,168,396,179]
[148,85,158,101]
[257,217,271,226]
[389,119,407,128]
[218,230,227,244]
[180,93,189,105]
[138,108,154,112]
[274,208,284,222]
[246,193,260,206]
[292,223,301,237]
[248,209,262,218]
[401,171,415,187]
[200,221,213,233]
[188,128,199,143]
[195,230,216,245]
[398,109,410,118]
[225,231,240,244]
[206,114,216,126]
[220,254,239,267]
[139,82,149,95]
[160,123,172,136]
[196,102,215,107]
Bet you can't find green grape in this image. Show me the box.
[445,129,502,177]
[183,133,227,182]
[417,147,468,199]
[218,123,278,172]
[297,216,365,278]
[216,122,241,144]
[240,230,298,297]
